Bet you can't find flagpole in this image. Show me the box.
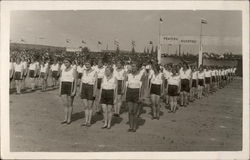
[157,17,162,64]
[198,20,203,67]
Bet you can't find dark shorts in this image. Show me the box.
[222,76,226,80]
[52,71,59,80]
[192,79,197,88]
[97,78,102,90]
[150,84,161,96]
[198,79,204,86]
[212,76,216,82]
[168,85,178,97]
[40,72,47,79]
[117,80,123,95]
[14,72,22,80]
[78,73,82,79]
[205,77,210,84]
[29,70,35,78]
[22,72,27,78]
[35,72,40,78]
[101,89,114,105]
[60,81,74,96]
[181,79,190,92]
[126,88,140,102]
[164,79,168,88]
[81,83,94,100]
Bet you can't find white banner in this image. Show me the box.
[66,47,82,52]
[160,35,199,45]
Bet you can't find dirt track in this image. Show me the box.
[10,78,242,151]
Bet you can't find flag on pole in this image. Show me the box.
[132,40,135,46]
[81,40,86,44]
[149,41,153,44]
[98,41,102,45]
[20,38,25,42]
[66,39,70,43]
[201,18,207,24]
[114,39,119,46]
[160,17,163,23]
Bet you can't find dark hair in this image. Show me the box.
[64,58,72,64]
[105,66,114,73]
[85,59,93,66]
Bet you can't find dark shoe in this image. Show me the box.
[132,129,136,132]
[101,125,107,129]
[86,123,91,127]
[61,121,67,124]
[107,126,111,129]
[67,121,71,125]
[81,123,87,126]
[127,128,133,132]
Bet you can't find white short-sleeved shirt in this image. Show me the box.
[150,72,163,85]
[163,69,172,80]
[211,70,216,76]
[179,69,191,79]
[77,66,84,73]
[21,61,28,69]
[205,70,212,77]
[51,64,59,71]
[198,71,205,79]
[168,75,180,86]
[61,67,74,82]
[71,64,77,70]
[14,63,24,72]
[81,69,96,85]
[40,65,48,73]
[101,75,116,90]
[127,73,143,89]
[95,66,106,79]
[61,64,66,71]
[114,68,126,80]
[29,63,37,70]
[192,71,198,79]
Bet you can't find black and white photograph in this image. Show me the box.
[1,1,249,159]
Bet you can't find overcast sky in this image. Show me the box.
[10,10,242,54]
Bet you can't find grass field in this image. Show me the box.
[9,78,242,151]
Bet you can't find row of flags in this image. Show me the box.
[17,17,207,47]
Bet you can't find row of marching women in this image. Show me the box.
[10,56,237,132]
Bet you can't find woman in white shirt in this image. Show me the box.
[113,60,126,117]
[39,60,49,92]
[28,58,38,91]
[9,58,14,89]
[51,59,60,88]
[125,62,144,132]
[167,67,181,113]
[59,58,77,125]
[179,63,191,107]
[80,59,97,127]
[76,62,84,86]
[21,57,28,91]
[204,66,212,96]
[197,66,205,99]
[149,64,164,120]
[190,65,198,101]
[210,66,217,92]
[163,64,172,107]
[94,59,106,115]
[99,66,117,129]
[13,58,24,94]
